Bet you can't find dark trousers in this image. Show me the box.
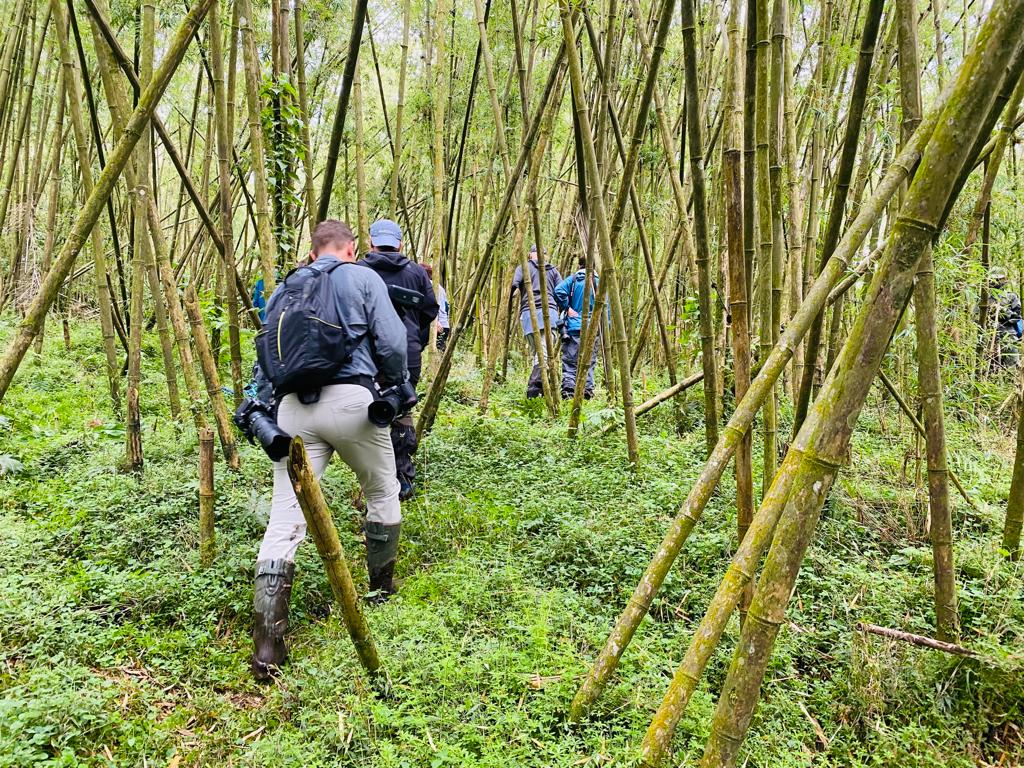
[436,327,451,351]
[561,333,597,395]
[525,331,556,398]
[391,366,420,496]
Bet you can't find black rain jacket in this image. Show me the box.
[360,250,440,372]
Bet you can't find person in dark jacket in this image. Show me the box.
[554,257,598,399]
[990,266,1023,368]
[510,245,562,398]
[361,219,439,499]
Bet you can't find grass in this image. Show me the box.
[0,318,1022,767]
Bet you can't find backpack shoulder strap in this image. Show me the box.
[315,259,346,274]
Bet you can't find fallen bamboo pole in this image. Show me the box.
[287,438,381,675]
[598,373,705,436]
[856,622,976,656]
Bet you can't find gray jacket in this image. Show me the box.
[511,259,562,316]
[261,256,408,387]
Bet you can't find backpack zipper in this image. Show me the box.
[277,307,287,359]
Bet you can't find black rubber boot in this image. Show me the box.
[364,521,401,604]
[251,559,295,682]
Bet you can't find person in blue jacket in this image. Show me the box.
[554,257,598,399]
[252,277,268,323]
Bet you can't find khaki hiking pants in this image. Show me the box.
[257,384,401,563]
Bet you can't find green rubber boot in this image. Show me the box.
[251,559,295,682]
[364,521,401,604]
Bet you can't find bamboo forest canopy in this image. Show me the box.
[1,0,1024,765]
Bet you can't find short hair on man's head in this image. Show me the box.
[422,263,434,278]
[312,219,354,254]
[578,256,587,269]
[374,244,400,253]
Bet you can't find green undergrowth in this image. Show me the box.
[0,319,1021,767]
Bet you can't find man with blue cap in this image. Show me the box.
[361,219,438,499]
[510,245,563,398]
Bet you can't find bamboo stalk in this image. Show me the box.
[1002,363,1024,557]
[33,71,64,353]
[0,7,48,233]
[316,0,367,224]
[472,0,555,413]
[681,0,720,455]
[210,0,243,405]
[793,2,831,398]
[48,0,121,413]
[973,96,1024,260]
[81,0,260,331]
[897,0,959,642]
[594,0,682,464]
[794,0,884,435]
[124,0,158,471]
[641,447,802,767]
[623,0,687,430]
[293,0,316,244]
[390,0,410,218]
[180,275,241,470]
[137,0,183,422]
[754,0,777,499]
[149,207,209,433]
[767,0,786,400]
[876,371,980,515]
[0,0,27,136]
[598,373,705,436]
[352,24,369,251]
[565,7,617,434]
[560,3,640,463]
[287,437,381,675]
[238,0,278,289]
[199,427,216,567]
[723,0,753,618]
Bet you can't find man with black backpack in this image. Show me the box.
[249,219,412,682]
[360,219,439,500]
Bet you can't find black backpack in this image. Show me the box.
[256,260,360,398]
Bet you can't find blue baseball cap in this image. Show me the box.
[370,219,402,249]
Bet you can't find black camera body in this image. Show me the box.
[233,398,292,461]
[368,381,418,427]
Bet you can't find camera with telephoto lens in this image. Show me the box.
[368,381,418,427]
[233,398,292,461]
